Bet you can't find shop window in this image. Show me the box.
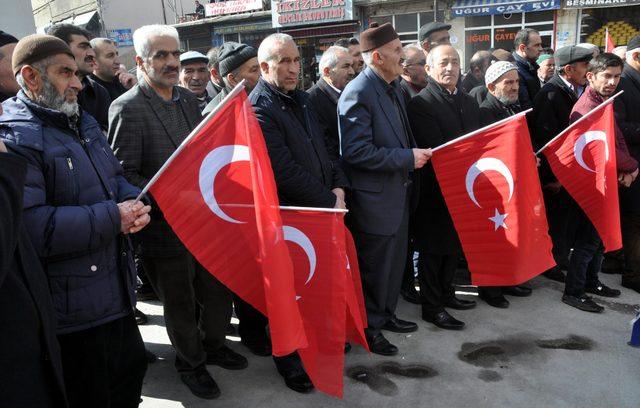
[581,7,640,46]
[224,33,239,43]
[494,13,522,26]
[399,33,418,44]
[395,13,418,33]
[419,11,445,25]
[525,10,555,23]
[370,15,392,26]
[466,15,492,28]
[465,29,491,61]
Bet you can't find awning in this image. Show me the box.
[563,0,640,8]
[452,0,560,17]
[282,22,359,39]
[58,10,99,27]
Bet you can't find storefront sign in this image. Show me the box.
[564,0,640,7]
[107,29,133,47]
[452,0,560,17]
[271,0,353,28]
[205,0,263,17]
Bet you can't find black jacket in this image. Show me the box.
[469,84,488,105]
[399,78,421,104]
[78,75,112,131]
[250,78,348,207]
[616,63,640,214]
[513,52,541,110]
[307,77,342,164]
[461,72,483,94]
[0,152,67,408]
[479,92,519,126]
[530,74,579,183]
[407,77,481,253]
[90,74,128,102]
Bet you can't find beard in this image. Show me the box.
[35,75,79,117]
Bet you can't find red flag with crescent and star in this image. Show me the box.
[540,102,621,251]
[431,113,555,286]
[148,89,307,356]
[146,87,367,397]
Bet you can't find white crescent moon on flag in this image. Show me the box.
[574,131,609,173]
[465,158,514,208]
[284,225,317,285]
[199,145,250,224]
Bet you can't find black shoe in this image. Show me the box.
[278,368,314,393]
[479,293,510,308]
[444,297,477,310]
[585,282,621,298]
[206,345,248,370]
[344,342,352,354]
[367,333,398,356]
[180,369,221,399]
[503,285,532,297]
[241,339,272,357]
[145,349,157,364]
[134,308,148,325]
[622,279,640,294]
[381,316,418,333]
[543,268,565,283]
[422,310,465,330]
[562,294,604,313]
[400,287,423,304]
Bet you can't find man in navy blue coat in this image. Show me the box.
[1,34,151,408]
[338,23,431,356]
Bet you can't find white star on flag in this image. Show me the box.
[489,209,508,230]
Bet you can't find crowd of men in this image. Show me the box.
[1,17,639,407]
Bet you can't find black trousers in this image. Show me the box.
[352,207,410,338]
[544,188,573,270]
[419,253,458,316]
[58,313,147,408]
[565,206,602,297]
[622,212,640,284]
[142,253,232,373]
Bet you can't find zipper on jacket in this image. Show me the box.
[67,157,74,170]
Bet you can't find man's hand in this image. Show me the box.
[118,200,151,233]
[116,69,137,89]
[412,148,432,169]
[0,138,6,153]
[332,188,346,210]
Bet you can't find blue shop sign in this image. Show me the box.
[452,0,559,17]
[107,29,133,47]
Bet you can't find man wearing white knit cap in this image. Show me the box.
[477,60,533,308]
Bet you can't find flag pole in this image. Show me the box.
[536,90,623,155]
[133,79,247,203]
[430,108,532,153]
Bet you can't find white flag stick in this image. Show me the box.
[430,108,532,153]
[133,79,247,203]
[536,90,623,156]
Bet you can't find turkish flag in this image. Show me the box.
[343,227,368,351]
[605,28,616,53]
[148,89,306,356]
[541,103,621,251]
[431,114,555,286]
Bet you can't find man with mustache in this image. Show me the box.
[249,33,349,393]
[110,25,246,400]
[48,24,112,131]
[563,53,638,312]
[1,34,152,408]
[179,50,211,111]
[334,37,365,74]
[90,37,135,101]
[339,23,430,355]
[399,44,427,104]
[407,44,480,330]
[307,45,355,164]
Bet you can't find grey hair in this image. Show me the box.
[15,57,55,91]
[257,33,295,64]
[133,25,180,60]
[319,46,349,73]
[403,43,422,55]
[89,38,116,57]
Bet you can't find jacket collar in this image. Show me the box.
[547,74,579,102]
[513,51,540,72]
[316,77,340,104]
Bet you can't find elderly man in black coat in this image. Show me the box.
[307,45,355,162]
[615,36,640,293]
[250,33,349,393]
[0,139,67,408]
[407,44,480,330]
[530,45,592,283]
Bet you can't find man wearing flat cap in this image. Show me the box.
[530,45,593,284]
[418,22,451,54]
[203,42,259,114]
[339,22,431,356]
[179,50,211,111]
[0,31,19,103]
[615,35,640,294]
[1,33,152,407]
